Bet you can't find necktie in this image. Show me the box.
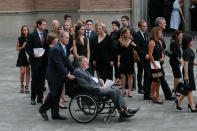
[40,33,43,47]
[86,31,90,38]
[64,46,67,56]
[85,70,93,77]
[143,33,147,43]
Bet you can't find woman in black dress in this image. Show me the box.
[169,30,183,95]
[149,27,164,104]
[110,21,121,85]
[93,23,114,81]
[16,25,30,94]
[117,28,136,97]
[73,24,90,65]
[175,34,197,112]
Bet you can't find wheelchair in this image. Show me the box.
[66,79,122,123]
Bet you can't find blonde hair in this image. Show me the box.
[119,27,132,47]
[47,32,58,45]
[54,25,64,36]
[98,22,108,34]
[65,21,73,35]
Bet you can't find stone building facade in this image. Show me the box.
[0,0,192,37]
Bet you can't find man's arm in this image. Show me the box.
[74,70,100,92]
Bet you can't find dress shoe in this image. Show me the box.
[166,96,177,101]
[120,110,134,118]
[52,115,67,120]
[59,105,68,109]
[138,89,145,94]
[188,104,197,113]
[174,99,182,110]
[39,110,48,121]
[30,99,36,105]
[127,107,140,115]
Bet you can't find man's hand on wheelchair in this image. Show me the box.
[67,74,75,80]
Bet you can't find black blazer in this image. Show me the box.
[46,42,74,83]
[25,30,48,70]
[135,31,149,60]
[84,30,98,56]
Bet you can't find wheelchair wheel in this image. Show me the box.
[97,101,105,113]
[69,94,97,123]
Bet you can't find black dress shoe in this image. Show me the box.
[52,115,67,120]
[30,99,36,105]
[120,110,134,118]
[59,105,68,109]
[138,89,145,94]
[166,96,177,101]
[39,110,48,121]
[128,107,140,114]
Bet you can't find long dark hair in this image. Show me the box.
[21,25,29,37]
[181,34,194,51]
[171,30,182,44]
[74,23,83,44]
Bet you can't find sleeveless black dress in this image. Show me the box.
[16,36,29,67]
[151,40,162,82]
[76,37,88,57]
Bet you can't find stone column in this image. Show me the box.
[184,0,191,31]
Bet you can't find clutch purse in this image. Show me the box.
[152,71,163,78]
[175,81,190,96]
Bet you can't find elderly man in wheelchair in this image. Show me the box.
[68,56,139,123]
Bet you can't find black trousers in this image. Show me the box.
[137,61,144,90]
[160,66,172,99]
[31,66,46,102]
[143,60,151,98]
[39,81,63,116]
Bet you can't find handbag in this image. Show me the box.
[175,81,190,96]
[133,49,140,62]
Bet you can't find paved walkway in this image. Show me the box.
[0,36,197,131]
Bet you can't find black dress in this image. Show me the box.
[182,47,196,91]
[16,36,29,67]
[93,35,113,81]
[76,37,88,57]
[169,41,182,78]
[151,40,163,82]
[117,41,134,74]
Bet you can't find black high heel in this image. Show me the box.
[188,104,197,112]
[174,100,182,110]
[150,97,157,103]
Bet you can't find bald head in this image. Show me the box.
[51,19,60,30]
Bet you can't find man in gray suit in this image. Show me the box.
[73,56,139,118]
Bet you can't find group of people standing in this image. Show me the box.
[16,13,197,120]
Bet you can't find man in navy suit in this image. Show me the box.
[39,31,75,120]
[26,18,48,105]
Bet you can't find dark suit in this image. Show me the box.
[25,30,48,102]
[84,30,98,75]
[73,67,127,109]
[135,31,151,98]
[39,42,74,117]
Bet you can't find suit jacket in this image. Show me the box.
[25,30,48,71]
[46,42,74,83]
[73,67,101,92]
[84,30,98,57]
[135,31,149,60]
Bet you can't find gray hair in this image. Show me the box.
[155,17,166,27]
[75,56,86,67]
[59,31,69,38]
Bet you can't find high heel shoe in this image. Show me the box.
[174,100,182,110]
[150,97,157,103]
[188,104,197,112]
[128,91,132,98]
